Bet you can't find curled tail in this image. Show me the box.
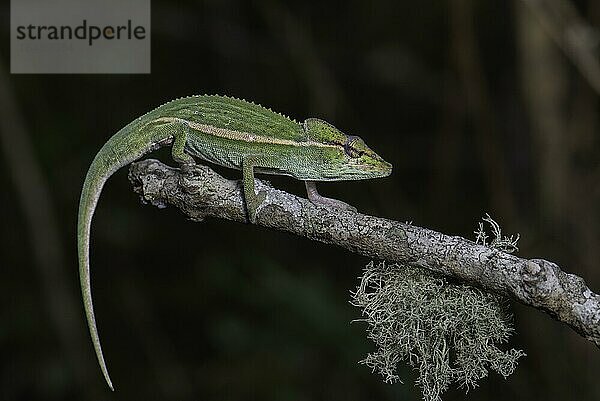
[77,124,172,390]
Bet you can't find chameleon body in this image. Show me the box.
[77,95,392,390]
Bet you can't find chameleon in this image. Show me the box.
[77,94,392,390]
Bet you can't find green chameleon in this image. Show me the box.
[78,95,392,390]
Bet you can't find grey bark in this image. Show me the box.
[128,159,600,348]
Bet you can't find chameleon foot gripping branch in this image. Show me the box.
[77,95,392,389]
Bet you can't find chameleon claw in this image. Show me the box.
[257,189,266,206]
[246,190,266,224]
[325,198,358,213]
[305,180,358,213]
[313,197,358,213]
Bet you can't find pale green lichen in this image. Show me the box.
[351,215,524,401]
[474,213,520,253]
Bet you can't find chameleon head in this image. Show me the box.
[303,118,393,180]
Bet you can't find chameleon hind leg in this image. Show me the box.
[171,121,196,170]
[305,181,357,212]
[242,155,268,224]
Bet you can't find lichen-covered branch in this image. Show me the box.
[128,159,600,348]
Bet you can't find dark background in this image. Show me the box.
[1,0,600,400]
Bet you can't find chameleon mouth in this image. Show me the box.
[362,157,392,175]
[373,161,393,177]
[367,152,392,177]
[345,160,392,179]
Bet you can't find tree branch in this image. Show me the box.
[128,159,600,348]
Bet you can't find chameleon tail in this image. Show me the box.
[77,155,116,390]
[77,125,171,390]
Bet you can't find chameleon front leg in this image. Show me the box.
[305,181,357,212]
[242,155,267,224]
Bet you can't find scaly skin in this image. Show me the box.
[77,95,392,390]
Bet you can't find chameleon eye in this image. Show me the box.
[344,136,361,158]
